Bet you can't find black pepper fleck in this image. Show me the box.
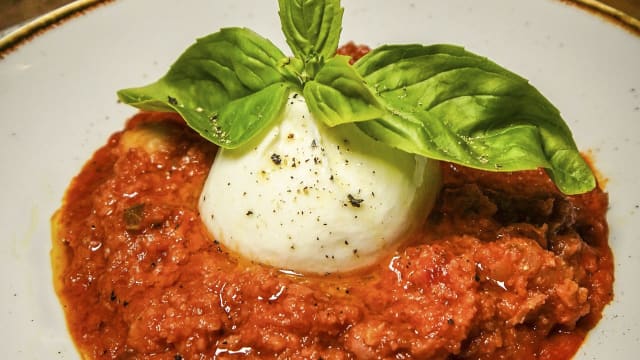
[347,194,364,207]
[167,96,178,105]
[271,153,282,165]
[246,210,254,216]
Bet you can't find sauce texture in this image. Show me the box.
[52,42,613,360]
[52,111,612,360]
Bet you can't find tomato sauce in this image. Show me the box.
[51,111,612,360]
[52,44,613,360]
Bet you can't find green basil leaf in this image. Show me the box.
[209,83,291,147]
[117,27,298,148]
[354,44,595,195]
[116,1,595,195]
[303,56,386,126]
[278,0,344,61]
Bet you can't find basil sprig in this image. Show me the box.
[117,0,595,195]
[117,27,301,147]
[278,0,343,67]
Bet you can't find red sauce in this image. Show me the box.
[52,111,612,360]
[51,45,613,359]
[336,42,371,63]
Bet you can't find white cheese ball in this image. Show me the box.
[199,94,441,274]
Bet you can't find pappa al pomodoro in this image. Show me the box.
[51,1,613,359]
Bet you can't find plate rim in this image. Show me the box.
[0,0,638,58]
[0,0,637,358]
[0,0,111,57]
[571,0,640,33]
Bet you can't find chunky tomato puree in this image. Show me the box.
[52,110,613,359]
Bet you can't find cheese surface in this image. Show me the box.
[199,94,441,273]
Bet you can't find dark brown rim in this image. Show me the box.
[0,0,113,58]
[0,0,638,59]
[567,0,640,35]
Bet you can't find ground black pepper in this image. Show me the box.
[347,194,364,207]
[271,153,282,165]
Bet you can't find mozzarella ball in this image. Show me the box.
[199,94,441,273]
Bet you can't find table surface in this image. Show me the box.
[1,0,639,32]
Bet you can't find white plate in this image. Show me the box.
[1,0,638,358]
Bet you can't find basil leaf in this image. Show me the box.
[214,83,292,147]
[117,27,298,148]
[354,44,595,195]
[278,0,344,61]
[117,1,595,195]
[303,56,386,126]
